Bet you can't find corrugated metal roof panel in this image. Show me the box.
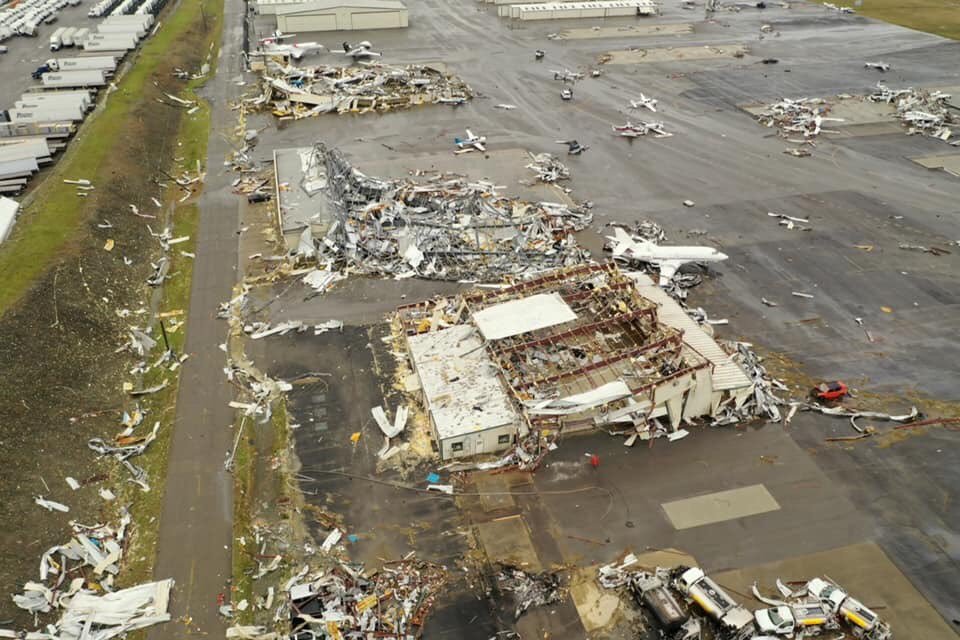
[628,273,752,392]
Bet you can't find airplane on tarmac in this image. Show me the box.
[629,93,658,112]
[343,40,383,61]
[258,32,325,59]
[454,129,486,153]
[605,227,728,285]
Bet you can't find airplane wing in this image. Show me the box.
[465,129,475,139]
[656,261,681,286]
[474,142,486,151]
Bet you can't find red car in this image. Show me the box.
[812,381,848,402]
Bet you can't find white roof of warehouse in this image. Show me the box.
[472,292,577,341]
[628,272,752,392]
[408,325,518,440]
[274,0,406,12]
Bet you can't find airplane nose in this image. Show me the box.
[716,251,729,260]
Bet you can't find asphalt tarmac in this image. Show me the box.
[226,0,959,634]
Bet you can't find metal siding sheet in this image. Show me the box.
[279,13,339,30]
[628,273,752,392]
[350,10,401,29]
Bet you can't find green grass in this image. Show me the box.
[816,0,960,40]
[0,0,220,315]
[232,400,290,625]
[231,414,257,624]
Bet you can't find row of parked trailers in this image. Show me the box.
[49,12,157,52]
[0,0,82,41]
[0,8,165,202]
[89,0,165,18]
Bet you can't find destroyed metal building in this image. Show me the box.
[291,143,592,281]
[397,263,754,460]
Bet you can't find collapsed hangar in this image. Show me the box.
[397,263,754,460]
[259,0,409,32]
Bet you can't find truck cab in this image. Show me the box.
[31,59,59,79]
[755,606,794,635]
[675,567,754,634]
[755,603,830,636]
[806,578,889,639]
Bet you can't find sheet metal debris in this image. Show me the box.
[15,511,132,614]
[525,152,570,183]
[757,97,843,155]
[247,61,473,117]
[286,558,447,638]
[870,82,959,144]
[497,566,564,619]
[310,143,592,281]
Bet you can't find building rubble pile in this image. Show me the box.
[247,61,473,118]
[525,152,570,183]
[497,566,564,619]
[315,143,593,281]
[398,263,759,464]
[757,98,842,156]
[869,82,959,144]
[713,341,787,425]
[282,558,447,639]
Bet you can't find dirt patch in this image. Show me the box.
[0,8,213,626]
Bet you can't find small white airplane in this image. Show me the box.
[454,129,486,153]
[864,61,891,72]
[551,68,583,83]
[343,41,382,61]
[262,40,325,60]
[258,30,296,46]
[629,94,658,112]
[606,227,728,285]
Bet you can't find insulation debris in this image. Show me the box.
[247,61,473,117]
[310,144,592,281]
